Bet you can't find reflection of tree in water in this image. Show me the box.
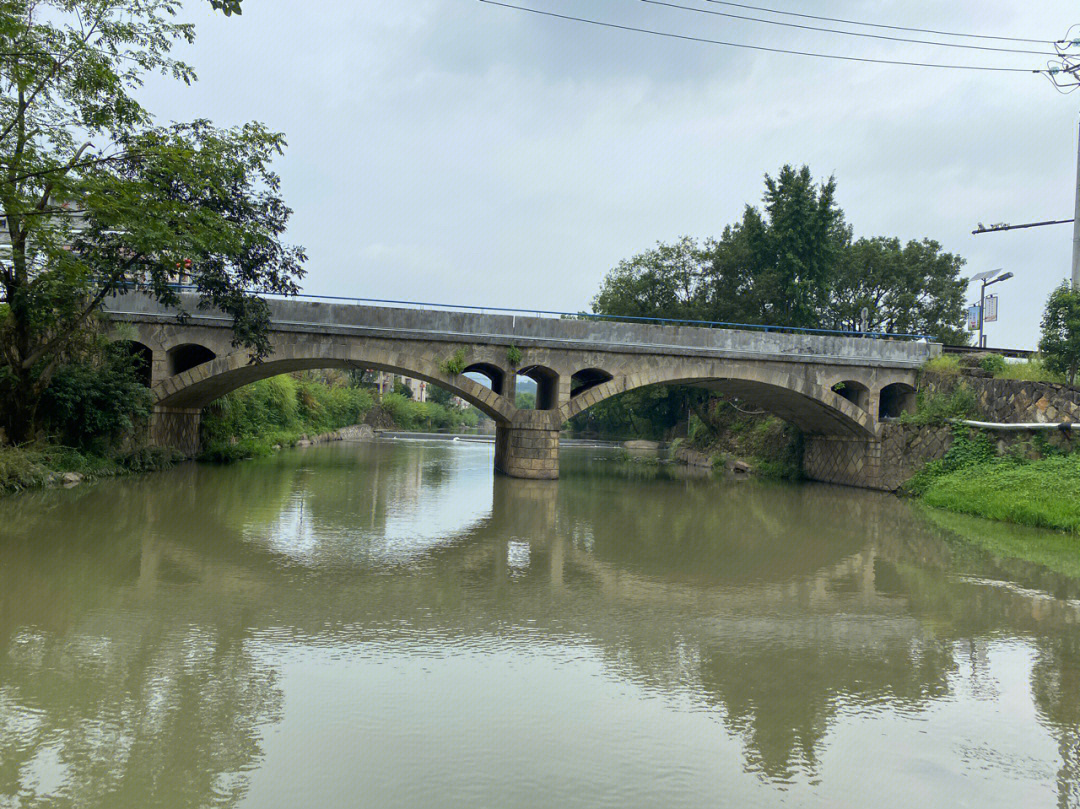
[0,611,281,808]
[6,443,1080,801]
[1032,636,1080,809]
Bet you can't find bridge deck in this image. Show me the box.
[105,293,938,369]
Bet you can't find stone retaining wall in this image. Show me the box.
[805,372,1080,490]
[923,373,1080,424]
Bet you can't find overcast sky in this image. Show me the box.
[144,0,1079,348]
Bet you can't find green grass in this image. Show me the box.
[199,373,375,461]
[992,358,1067,383]
[922,353,1069,385]
[922,354,961,376]
[0,444,181,496]
[920,453,1080,533]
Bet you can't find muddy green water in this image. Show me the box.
[2,440,1079,808]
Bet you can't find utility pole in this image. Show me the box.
[1073,115,1080,288]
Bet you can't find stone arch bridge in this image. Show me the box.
[104,293,937,488]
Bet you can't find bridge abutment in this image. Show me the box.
[495,413,560,480]
[151,407,202,457]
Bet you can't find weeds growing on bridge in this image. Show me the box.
[440,348,468,376]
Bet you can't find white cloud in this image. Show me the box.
[141,0,1078,348]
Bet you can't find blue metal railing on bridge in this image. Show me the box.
[150,284,935,343]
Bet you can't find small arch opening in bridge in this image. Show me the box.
[119,340,153,387]
[832,380,870,410]
[879,382,916,420]
[570,368,614,398]
[168,343,216,376]
[463,363,505,396]
[518,365,558,410]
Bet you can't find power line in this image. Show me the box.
[642,0,1055,56]
[477,1,1045,73]
[701,0,1057,46]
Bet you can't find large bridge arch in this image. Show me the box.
[559,363,879,439]
[153,341,516,433]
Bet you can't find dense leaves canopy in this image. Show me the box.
[1039,282,1080,385]
[592,165,968,342]
[0,0,303,442]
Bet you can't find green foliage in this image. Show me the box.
[379,392,480,432]
[904,426,998,495]
[920,452,1080,533]
[922,355,962,376]
[594,236,706,321]
[507,345,523,367]
[687,413,710,444]
[200,373,374,460]
[899,384,976,427]
[0,444,180,496]
[440,348,468,376]
[1039,281,1080,385]
[516,391,536,410]
[923,353,1066,384]
[586,165,968,441]
[829,237,968,343]
[392,380,414,399]
[979,353,1008,375]
[427,384,455,406]
[0,0,303,443]
[39,342,153,452]
[993,358,1066,383]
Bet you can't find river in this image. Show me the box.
[1,439,1078,808]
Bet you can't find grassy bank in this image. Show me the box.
[0,445,182,496]
[200,373,375,461]
[200,373,483,462]
[917,453,1080,533]
[673,402,803,480]
[904,426,1080,533]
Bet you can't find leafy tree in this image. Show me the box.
[0,0,304,443]
[829,237,968,342]
[702,165,850,328]
[392,380,413,399]
[1039,282,1080,385]
[515,391,535,410]
[585,165,970,437]
[428,384,454,406]
[592,236,705,321]
[39,340,153,452]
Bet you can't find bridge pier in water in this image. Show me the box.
[494,412,561,480]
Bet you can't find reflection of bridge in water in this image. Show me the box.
[2,444,1079,804]
[106,292,933,487]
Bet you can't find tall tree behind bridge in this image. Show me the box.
[593,165,967,341]
[0,0,304,444]
[582,165,969,437]
[828,237,967,343]
[702,165,850,329]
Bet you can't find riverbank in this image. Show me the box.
[200,374,482,462]
[910,448,1080,533]
[898,365,1080,533]
[0,444,183,496]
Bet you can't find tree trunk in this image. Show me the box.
[4,363,40,445]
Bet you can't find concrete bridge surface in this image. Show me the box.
[104,292,939,488]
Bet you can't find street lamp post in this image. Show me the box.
[971,269,1014,349]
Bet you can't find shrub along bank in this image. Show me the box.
[199,374,483,462]
[670,397,804,480]
[903,425,1080,534]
